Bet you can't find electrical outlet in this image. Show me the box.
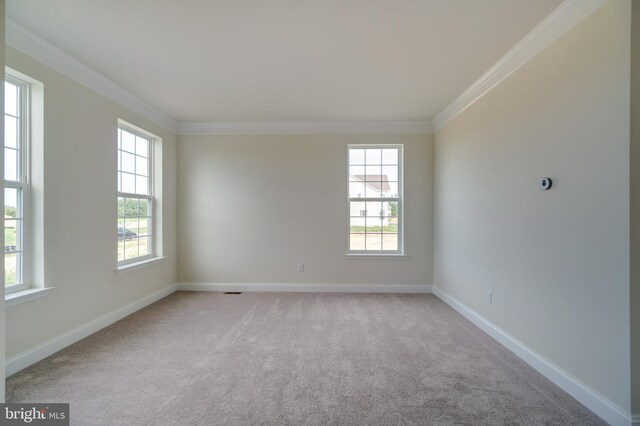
[297,263,304,273]
[484,290,493,304]
[101,287,109,300]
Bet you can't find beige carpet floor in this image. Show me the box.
[7,292,604,425]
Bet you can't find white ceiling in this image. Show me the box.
[7,0,561,124]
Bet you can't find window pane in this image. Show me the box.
[5,252,18,286]
[383,211,398,233]
[118,194,152,262]
[121,172,135,193]
[121,130,136,153]
[382,165,398,182]
[383,234,398,251]
[5,187,18,216]
[135,175,149,195]
[136,136,149,157]
[121,151,135,174]
[4,219,17,251]
[365,149,382,165]
[126,218,140,236]
[121,220,138,240]
[117,197,124,217]
[138,217,150,236]
[140,198,150,217]
[365,234,382,250]
[136,155,149,177]
[380,201,390,217]
[387,201,399,218]
[349,149,365,165]
[349,181,366,199]
[365,182,386,198]
[124,198,139,217]
[365,202,383,218]
[387,182,399,198]
[4,148,18,181]
[123,237,139,260]
[381,149,397,165]
[349,166,364,181]
[138,236,151,256]
[366,218,383,233]
[350,217,366,233]
[5,115,18,149]
[350,234,365,250]
[365,165,381,179]
[349,201,366,217]
[4,82,18,117]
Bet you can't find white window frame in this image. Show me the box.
[117,122,156,267]
[347,144,404,255]
[4,74,31,293]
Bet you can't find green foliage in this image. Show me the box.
[4,227,16,245]
[389,202,398,217]
[118,197,149,217]
[4,206,16,218]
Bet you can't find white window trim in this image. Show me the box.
[116,120,159,268]
[5,73,31,294]
[6,286,53,307]
[4,68,47,305]
[116,255,166,274]
[345,254,409,259]
[346,144,404,256]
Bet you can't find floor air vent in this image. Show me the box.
[223,292,243,295]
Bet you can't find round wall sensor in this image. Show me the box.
[538,177,552,190]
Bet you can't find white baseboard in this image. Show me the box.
[177,282,432,294]
[6,284,178,377]
[432,286,633,426]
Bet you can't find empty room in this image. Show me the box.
[0,0,637,425]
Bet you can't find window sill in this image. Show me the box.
[345,253,409,260]
[5,287,53,307]
[116,256,166,274]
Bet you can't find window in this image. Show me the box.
[348,145,402,254]
[117,124,155,265]
[4,75,30,291]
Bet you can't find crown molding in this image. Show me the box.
[433,0,606,131]
[4,19,429,137]
[4,19,431,137]
[178,120,432,135]
[5,19,179,134]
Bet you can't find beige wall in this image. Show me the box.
[434,0,631,414]
[631,0,640,416]
[4,48,178,359]
[178,133,432,285]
